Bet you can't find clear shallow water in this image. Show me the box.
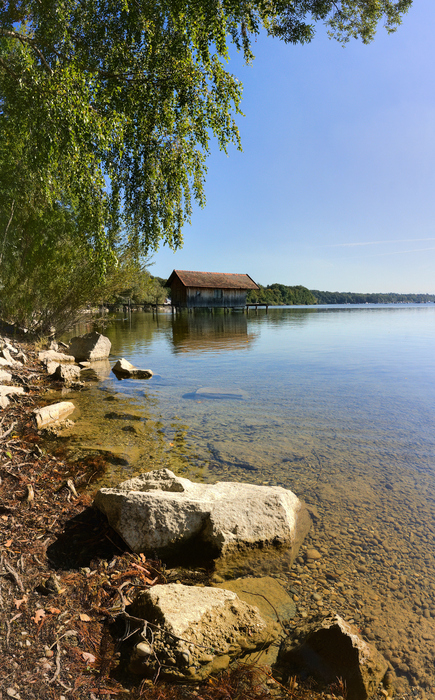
[58,304,435,695]
[67,304,435,482]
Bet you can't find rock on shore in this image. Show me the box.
[129,582,280,681]
[94,468,311,559]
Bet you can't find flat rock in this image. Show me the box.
[112,358,153,379]
[68,331,111,361]
[33,401,75,429]
[128,583,280,681]
[194,387,248,400]
[276,613,388,700]
[94,468,310,559]
[39,350,75,365]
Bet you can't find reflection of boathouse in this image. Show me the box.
[166,270,259,309]
[171,313,257,353]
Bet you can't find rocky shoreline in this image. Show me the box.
[0,331,432,700]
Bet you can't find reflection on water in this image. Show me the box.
[171,311,257,353]
[58,305,435,696]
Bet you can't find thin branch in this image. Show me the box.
[0,200,15,267]
[0,30,53,75]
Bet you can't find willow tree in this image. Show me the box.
[0,0,411,269]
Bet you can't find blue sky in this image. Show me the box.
[152,0,435,294]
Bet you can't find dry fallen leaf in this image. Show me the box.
[14,596,28,610]
[32,609,46,624]
[5,539,12,547]
[47,607,61,614]
[82,651,96,663]
[79,613,92,622]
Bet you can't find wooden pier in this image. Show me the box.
[245,303,269,313]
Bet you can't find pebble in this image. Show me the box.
[306,548,322,561]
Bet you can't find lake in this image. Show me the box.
[59,304,435,697]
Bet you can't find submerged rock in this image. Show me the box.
[94,468,310,560]
[112,358,153,379]
[276,613,388,700]
[128,583,280,681]
[194,387,248,400]
[68,331,111,361]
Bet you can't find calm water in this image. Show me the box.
[59,304,435,695]
[64,304,435,483]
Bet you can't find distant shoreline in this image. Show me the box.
[247,283,435,306]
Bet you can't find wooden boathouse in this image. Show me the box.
[166,270,259,310]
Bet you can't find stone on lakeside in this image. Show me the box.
[194,386,248,400]
[33,401,75,429]
[128,582,279,681]
[0,369,12,383]
[0,385,25,409]
[68,331,111,361]
[39,349,75,365]
[94,468,310,559]
[276,613,388,700]
[53,364,82,385]
[112,358,153,379]
[1,347,22,367]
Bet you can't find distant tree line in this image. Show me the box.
[247,284,317,305]
[311,290,435,304]
[246,284,435,307]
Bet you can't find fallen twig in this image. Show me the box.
[1,557,25,592]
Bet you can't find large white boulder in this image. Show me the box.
[129,583,280,681]
[68,331,111,361]
[94,468,310,558]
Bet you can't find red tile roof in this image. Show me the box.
[166,270,259,290]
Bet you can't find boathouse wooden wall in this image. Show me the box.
[167,270,259,309]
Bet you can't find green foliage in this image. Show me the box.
[100,253,168,306]
[247,283,317,305]
[311,290,435,304]
[0,0,412,264]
